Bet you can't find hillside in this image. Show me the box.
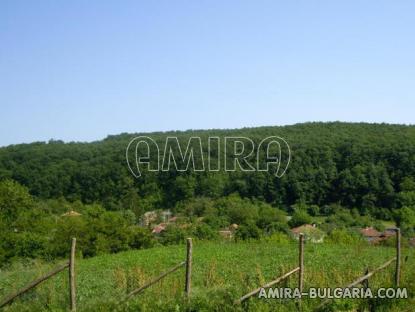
[1,122,415,311]
[1,122,415,214]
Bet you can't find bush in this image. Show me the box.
[193,223,218,240]
[127,227,154,249]
[264,221,289,235]
[159,224,189,245]
[256,204,287,229]
[203,215,229,230]
[326,229,364,245]
[288,210,312,228]
[235,222,261,240]
[263,232,291,244]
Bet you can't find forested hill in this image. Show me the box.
[1,122,415,217]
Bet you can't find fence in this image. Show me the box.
[0,238,193,311]
[0,238,77,310]
[234,233,304,305]
[0,230,402,311]
[314,228,401,311]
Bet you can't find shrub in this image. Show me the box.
[193,223,218,240]
[159,224,189,245]
[288,210,312,228]
[263,232,291,244]
[235,222,261,240]
[326,228,364,245]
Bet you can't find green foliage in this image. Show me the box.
[1,123,415,264]
[400,177,415,192]
[324,208,372,229]
[397,191,415,207]
[263,232,291,244]
[0,180,33,222]
[394,207,415,236]
[193,223,219,240]
[216,194,259,225]
[288,210,312,228]
[326,228,364,245]
[235,222,261,240]
[176,197,215,217]
[0,241,413,312]
[0,123,414,211]
[256,203,286,229]
[307,204,320,216]
[0,186,155,263]
[158,224,189,245]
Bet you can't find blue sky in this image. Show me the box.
[1,1,414,146]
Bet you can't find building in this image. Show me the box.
[290,224,325,243]
[152,223,167,234]
[359,227,397,244]
[61,210,81,217]
[141,211,158,227]
[219,224,239,240]
[359,227,382,242]
[151,214,178,235]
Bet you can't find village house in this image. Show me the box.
[290,224,325,243]
[141,211,158,227]
[218,224,239,240]
[359,227,382,242]
[359,227,397,244]
[61,210,81,217]
[151,214,179,235]
[152,223,167,234]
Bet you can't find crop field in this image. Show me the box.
[0,241,414,312]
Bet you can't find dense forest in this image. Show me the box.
[1,122,415,263]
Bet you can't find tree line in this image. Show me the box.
[1,122,415,263]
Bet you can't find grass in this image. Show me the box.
[0,241,414,311]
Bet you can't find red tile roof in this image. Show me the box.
[360,227,381,237]
[152,223,167,234]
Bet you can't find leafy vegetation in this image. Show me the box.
[1,122,415,310]
[0,241,413,311]
[0,122,414,213]
[1,122,415,263]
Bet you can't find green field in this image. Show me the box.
[1,241,414,312]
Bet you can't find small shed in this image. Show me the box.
[61,210,81,217]
[291,224,325,243]
[360,227,382,242]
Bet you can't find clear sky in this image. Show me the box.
[1,1,414,146]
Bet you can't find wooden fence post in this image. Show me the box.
[299,233,304,294]
[69,238,76,311]
[363,267,370,311]
[315,257,396,311]
[185,238,193,297]
[395,228,401,287]
[0,262,69,308]
[362,268,369,289]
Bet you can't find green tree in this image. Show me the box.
[288,210,312,228]
[0,180,34,222]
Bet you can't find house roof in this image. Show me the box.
[382,230,396,237]
[230,223,239,230]
[152,223,167,234]
[360,227,381,237]
[291,224,317,234]
[61,210,81,217]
